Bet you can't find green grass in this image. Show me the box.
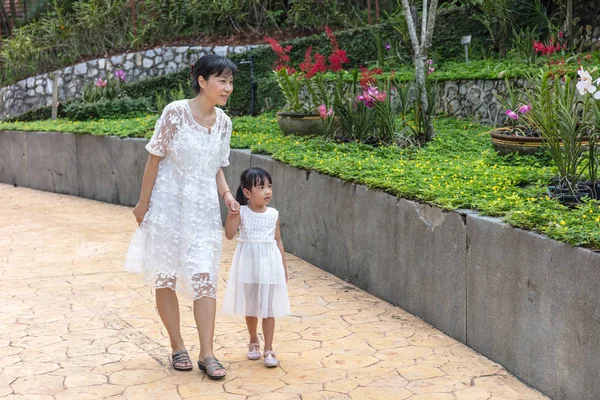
[0,115,158,138]
[3,114,600,249]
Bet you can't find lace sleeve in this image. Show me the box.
[220,114,232,167]
[146,103,182,157]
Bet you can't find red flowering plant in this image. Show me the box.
[266,26,349,114]
[532,32,595,80]
[330,65,405,145]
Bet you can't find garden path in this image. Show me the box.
[0,184,548,400]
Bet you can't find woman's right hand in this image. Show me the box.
[133,201,149,225]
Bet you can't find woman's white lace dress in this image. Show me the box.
[124,100,232,300]
[222,206,291,318]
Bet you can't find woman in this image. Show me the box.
[124,54,239,379]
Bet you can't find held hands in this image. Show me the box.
[224,192,240,219]
[133,201,149,225]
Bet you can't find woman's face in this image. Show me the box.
[199,71,234,106]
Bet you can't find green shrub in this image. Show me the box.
[62,97,154,120]
[5,105,55,122]
[121,70,191,100]
[2,6,493,119]
[431,6,491,60]
[0,0,364,87]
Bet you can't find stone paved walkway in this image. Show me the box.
[0,184,549,400]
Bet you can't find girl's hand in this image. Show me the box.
[227,208,239,220]
[285,269,288,283]
[133,201,149,225]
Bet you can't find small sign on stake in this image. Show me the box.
[461,35,471,63]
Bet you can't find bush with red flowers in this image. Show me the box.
[265,26,349,113]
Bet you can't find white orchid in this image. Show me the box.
[577,79,597,95]
[578,67,594,83]
[577,67,599,97]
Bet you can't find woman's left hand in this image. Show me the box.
[224,193,240,217]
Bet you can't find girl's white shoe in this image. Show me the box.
[263,350,278,368]
[247,342,261,360]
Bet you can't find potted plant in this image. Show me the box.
[525,69,596,205]
[265,27,349,136]
[488,77,546,155]
[489,36,595,156]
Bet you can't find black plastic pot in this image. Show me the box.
[548,179,595,206]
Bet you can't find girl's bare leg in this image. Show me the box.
[245,316,259,343]
[262,317,275,351]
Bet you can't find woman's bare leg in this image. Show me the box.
[193,296,226,376]
[156,288,191,369]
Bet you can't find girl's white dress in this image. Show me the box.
[223,206,291,318]
[124,100,232,300]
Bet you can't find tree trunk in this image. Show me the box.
[401,0,439,142]
[131,0,136,39]
[8,0,16,27]
[565,0,572,47]
[499,39,506,58]
[0,4,12,36]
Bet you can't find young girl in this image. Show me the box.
[124,54,239,379]
[222,168,291,368]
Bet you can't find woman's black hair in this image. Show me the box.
[190,54,238,94]
[235,168,272,206]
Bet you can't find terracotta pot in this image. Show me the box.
[489,127,590,156]
[276,112,339,136]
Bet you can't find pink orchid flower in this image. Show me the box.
[518,105,531,114]
[505,110,519,120]
[318,104,333,119]
[95,78,107,88]
[114,69,126,81]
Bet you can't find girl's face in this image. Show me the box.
[243,180,272,208]
[198,71,234,106]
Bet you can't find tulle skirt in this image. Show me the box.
[222,241,290,318]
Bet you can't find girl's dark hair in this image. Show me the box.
[235,168,272,206]
[190,54,237,94]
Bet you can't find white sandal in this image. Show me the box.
[247,342,261,360]
[263,350,278,368]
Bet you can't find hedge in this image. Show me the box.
[6,97,155,122]
[62,97,154,120]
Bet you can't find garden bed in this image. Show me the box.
[2,114,600,250]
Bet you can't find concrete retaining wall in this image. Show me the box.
[466,214,600,399]
[2,130,600,399]
[0,131,147,205]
